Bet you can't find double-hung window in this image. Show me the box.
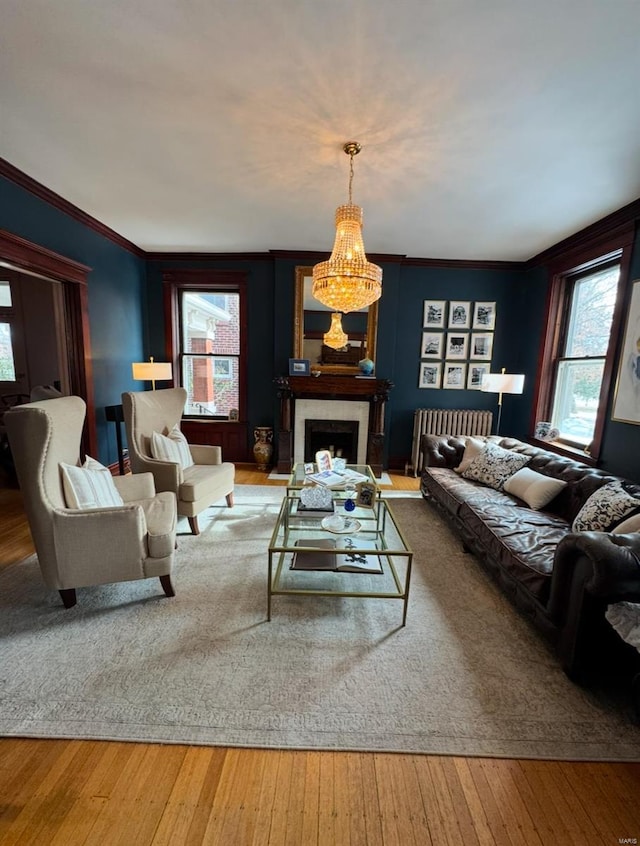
[163,271,247,419]
[550,263,619,448]
[534,232,632,460]
[0,279,17,382]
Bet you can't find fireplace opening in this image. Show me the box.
[304,420,359,464]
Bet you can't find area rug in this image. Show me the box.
[2,489,640,761]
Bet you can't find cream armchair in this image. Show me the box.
[5,396,177,608]
[122,387,235,535]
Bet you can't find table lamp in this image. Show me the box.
[131,357,173,391]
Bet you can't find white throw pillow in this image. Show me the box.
[612,513,640,534]
[454,437,487,474]
[503,467,568,510]
[151,426,194,469]
[572,482,640,532]
[461,442,531,491]
[60,456,124,509]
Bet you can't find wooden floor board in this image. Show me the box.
[451,757,498,846]
[299,750,320,846]
[359,751,384,846]
[465,758,520,846]
[478,758,544,846]
[559,761,636,845]
[2,469,640,844]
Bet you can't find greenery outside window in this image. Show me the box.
[0,281,17,382]
[550,265,619,447]
[534,230,632,461]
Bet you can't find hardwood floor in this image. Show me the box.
[1,467,639,845]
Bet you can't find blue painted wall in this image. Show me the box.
[0,175,147,466]
[381,262,529,464]
[2,171,639,478]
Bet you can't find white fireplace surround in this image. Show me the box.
[294,400,369,465]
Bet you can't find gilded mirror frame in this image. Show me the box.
[293,266,379,375]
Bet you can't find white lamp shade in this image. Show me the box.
[132,361,173,382]
[481,373,525,394]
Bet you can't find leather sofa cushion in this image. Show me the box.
[423,467,516,517]
[460,499,571,603]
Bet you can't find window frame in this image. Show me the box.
[532,229,633,462]
[163,270,248,421]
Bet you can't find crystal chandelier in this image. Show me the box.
[312,142,382,313]
[323,312,348,350]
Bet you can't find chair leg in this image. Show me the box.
[188,516,200,535]
[160,574,175,598]
[59,588,77,608]
[226,492,234,507]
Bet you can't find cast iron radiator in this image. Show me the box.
[409,408,493,476]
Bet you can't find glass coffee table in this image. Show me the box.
[267,484,413,626]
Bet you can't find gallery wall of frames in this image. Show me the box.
[419,300,496,390]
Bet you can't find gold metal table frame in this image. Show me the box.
[267,492,413,626]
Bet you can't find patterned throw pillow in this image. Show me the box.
[461,442,531,491]
[454,437,487,474]
[60,456,124,509]
[572,482,640,532]
[151,426,194,469]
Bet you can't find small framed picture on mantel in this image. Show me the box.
[289,358,310,376]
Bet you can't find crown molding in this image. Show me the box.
[0,158,145,258]
[146,251,272,262]
[4,157,639,270]
[526,199,640,269]
[403,256,525,271]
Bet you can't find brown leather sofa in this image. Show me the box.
[420,434,640,680]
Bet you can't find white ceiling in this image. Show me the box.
[1,1,640,261]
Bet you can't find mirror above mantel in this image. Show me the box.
[293,266,378,375]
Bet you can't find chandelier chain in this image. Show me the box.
[348,151,354,204]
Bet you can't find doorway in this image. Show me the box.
[0,228,96,487]
[0,268,70,400]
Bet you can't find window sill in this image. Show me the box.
[526,437,597,466]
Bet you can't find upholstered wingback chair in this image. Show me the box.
[122,387,235,535]
[5,396,177,608]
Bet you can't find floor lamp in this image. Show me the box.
[131,357,173,391]
[481,368,525,435]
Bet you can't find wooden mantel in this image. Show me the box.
[274,375,393,476]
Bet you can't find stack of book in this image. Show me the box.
[306,469,370,487]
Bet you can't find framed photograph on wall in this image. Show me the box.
[612,279,640,424]
[470,332,494,360]
[467,363,490,390]
[443,362,467,389]
[445,332,469,360]
[423,300,446,329]
[473,301,496,330]
[420,331,444,358]
[418,362,442,389]
[448,301,471,329]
